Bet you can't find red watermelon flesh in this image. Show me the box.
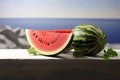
[26,29,72,55]
[43,29,72,33]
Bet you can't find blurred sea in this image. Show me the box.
[0,18,120,43]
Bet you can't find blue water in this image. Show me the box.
[0,18,120,43]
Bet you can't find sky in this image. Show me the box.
[0,0,120,18]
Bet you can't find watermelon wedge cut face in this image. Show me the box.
[25,29,72,56]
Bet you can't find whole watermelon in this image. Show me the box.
[72,24,106,57]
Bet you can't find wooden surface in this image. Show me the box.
[0,48,119,80]
[0,59,120,80]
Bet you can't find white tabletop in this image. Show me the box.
[0,49,120,60]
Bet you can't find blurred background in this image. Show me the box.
[0,0,120,49]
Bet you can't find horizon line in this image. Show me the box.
[0,17,120,19]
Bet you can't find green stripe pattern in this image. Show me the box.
[72,24,106,56]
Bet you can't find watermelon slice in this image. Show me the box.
[25,29,72,56]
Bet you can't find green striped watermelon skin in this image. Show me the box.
[72,24,106,56]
